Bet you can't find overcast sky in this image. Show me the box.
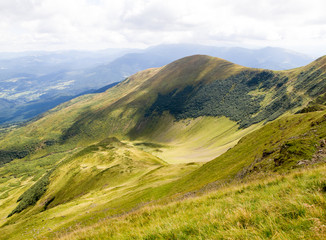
[0,0,325,57]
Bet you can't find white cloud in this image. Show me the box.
[0,0,325,56]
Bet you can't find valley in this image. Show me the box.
[0,54,326,239]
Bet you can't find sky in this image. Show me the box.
[0,0,325,57]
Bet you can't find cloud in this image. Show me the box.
[0,0,325,56]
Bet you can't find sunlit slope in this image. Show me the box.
[58,55,326,145]
[174,110,326,192]
[0,56,248,169]
[5,137,166,218]
[0,54,326,237]
[0,139,202,240]
[2,55,326,166]
[4,108,326,239]
[0,67,162,150]
[130,114,260,163]
[55,165,326,240]
[60,55,246,143]
[1,103,326,238]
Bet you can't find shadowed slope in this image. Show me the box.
[1,55,326,239]
[3,55,326,153]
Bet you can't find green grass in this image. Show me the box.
[174,110,326,192]
[130,114,260,164]
[8,170,51,217]
[2,110,325,239]
[0,145,80,227]
[0,55,324,161]
[0,137,202,240]
[53,165,326,240]
[0,55,326,239]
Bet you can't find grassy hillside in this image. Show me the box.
[0,55,326,239]
[0,138,203,239]
[1,108,325,239]
[1,55,325,161]
[55,165,326,240]
[175,110,326,193]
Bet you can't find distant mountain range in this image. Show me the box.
[0,44,313,124]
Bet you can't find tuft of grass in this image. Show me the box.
[54,165,326,240]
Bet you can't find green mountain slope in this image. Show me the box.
[175,110,326,193]
[2,109,326,239]
[56,165,326,240]
[1,55,325,148]
[0,55,326,239]
[2,55,325,167]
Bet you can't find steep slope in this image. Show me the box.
[55,165,326,240]
[1,55,326,166]
[0,139,202,239]
[2,105,326,240]
[174,110,326,193]
[6,137,166,217]
[0,54,326,239]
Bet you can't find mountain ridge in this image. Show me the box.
[0,53,326,239]
[1,54,325,161]
[0,45,313,125]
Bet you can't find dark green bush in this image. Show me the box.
[8,171,52,217]
[0,149,29,165]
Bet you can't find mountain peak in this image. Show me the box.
[169,54,236,65]
[160,54,244,80]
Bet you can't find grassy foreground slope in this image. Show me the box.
[50,109,326,239]
[57,165,326,240]
[1,107,326,239]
